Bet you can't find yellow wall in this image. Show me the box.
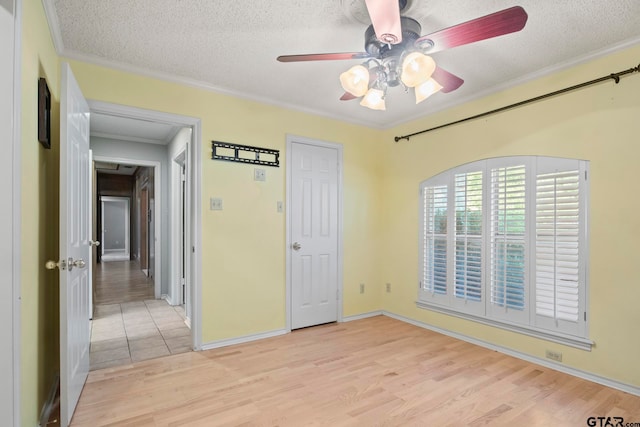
[21,0,60,424]
[65,60,386,343]
[20,3,640,421]
[380,44,640,387]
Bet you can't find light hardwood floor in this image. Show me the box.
[95,260,155,305]
[71,315,640,426]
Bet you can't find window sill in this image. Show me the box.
[416,300,593,351]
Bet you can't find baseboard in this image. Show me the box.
[200,328,288,351]
[342,310,383,322]
[38,373,59,427]
[382,310,640,397]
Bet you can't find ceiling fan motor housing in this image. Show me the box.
[364,16,422,58]
[364,16,422,88]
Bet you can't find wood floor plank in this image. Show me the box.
[95,260,154,305]
[72,316,640,426]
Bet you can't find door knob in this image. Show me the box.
[72,258,86,268]
[291,242,301,251]
[45,259,67,270]
[68,258,86,271]
[49,257,86,272]
[90,240,100,247]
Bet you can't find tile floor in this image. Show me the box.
[90,299,192,370]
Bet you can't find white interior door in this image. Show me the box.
[289,140,340,329]
[59,63,91,427]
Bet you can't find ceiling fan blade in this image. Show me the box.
[340,92,358,101]
[415,6,528,54]
[431,67,464,93]
[365,0,403,44]
[277,52,371,62]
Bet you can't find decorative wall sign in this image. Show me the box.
[38,77,51,149]
[212,141,280,167]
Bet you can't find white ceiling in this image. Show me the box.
[90,112,181,145]
[46,0,640,129]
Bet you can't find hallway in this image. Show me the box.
[90,261,192,370]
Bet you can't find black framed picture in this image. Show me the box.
[38,77,51,149]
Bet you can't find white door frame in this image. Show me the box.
[285,134,344,332]
[1,0,22,425]
[171,146,192,323]
[89,100,203,350]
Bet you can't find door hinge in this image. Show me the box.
[585,170,588,180]
[336,289,339,301]
[584,312,587,321]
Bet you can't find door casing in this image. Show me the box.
[1,0,21,424]
[285,134,344,332]
[89,100,203,350]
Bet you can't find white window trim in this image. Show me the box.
[416,300,592,351]
[417,156,592,351]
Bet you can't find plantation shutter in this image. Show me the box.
[489,164,527,322]
[454,171,483,306]
[534,158,586,336]
[417,157,588,341]
[421,184,448,299]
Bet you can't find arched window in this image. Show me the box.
[418,156,590,347]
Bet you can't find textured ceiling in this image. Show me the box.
[45,0,640,128]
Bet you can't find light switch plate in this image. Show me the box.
[210,197,223,210]
[254,168,266,181]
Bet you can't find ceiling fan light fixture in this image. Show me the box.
[360,88,386,110]
[401,52,436,88]
[339,65,370,97]
[415,78,443,104]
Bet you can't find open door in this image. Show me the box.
[59,63,91,426]
[140,187,149,274]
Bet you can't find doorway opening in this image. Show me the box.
[100,196,131,262]
[86,101,202,370]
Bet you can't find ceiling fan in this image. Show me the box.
[277,1,528,110]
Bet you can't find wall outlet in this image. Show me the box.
[254,168,266,181]
[359,283,365,294]
[545,349,563,362]
[386,283,391,293]
[210,197,223,211]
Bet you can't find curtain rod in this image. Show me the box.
[394,62,640,143]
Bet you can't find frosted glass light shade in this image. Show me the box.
[339,65,370,97]
[360,88,386,110]
[401,52,436,88]
[415,78,443,104]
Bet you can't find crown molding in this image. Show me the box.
[388,36,640,130]
[59,49,385,130]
